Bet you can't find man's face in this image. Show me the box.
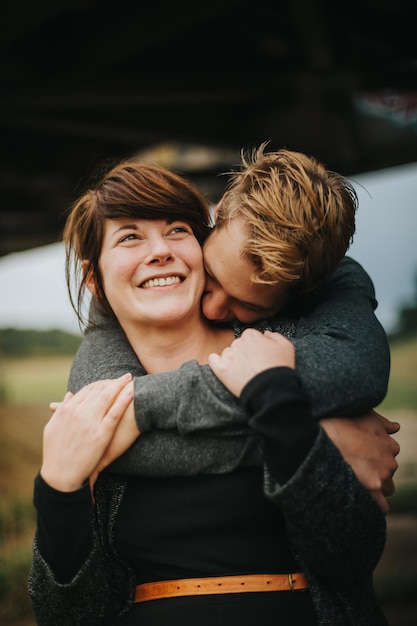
[202,218,289,324]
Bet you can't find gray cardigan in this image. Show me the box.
[68,256,390,477]
[28,257,389,625]
[28,430,387,625]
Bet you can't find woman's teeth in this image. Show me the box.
[141,276,182,288]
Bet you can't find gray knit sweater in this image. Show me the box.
[28,258,389,625]
[68,256,390,476]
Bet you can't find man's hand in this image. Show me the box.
[208,329,295,396]
[320,410,400,513]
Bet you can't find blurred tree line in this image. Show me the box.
[1,269,417,358]
[389,270,417,342]
[0,328,82,357]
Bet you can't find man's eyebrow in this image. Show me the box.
[237,299,271,312]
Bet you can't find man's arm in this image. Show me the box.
[68,313,248,434]
[69,257,390,429]
[67,308,253,478]
[290,255,390,417]
[209,334,387,589]
[67,262,398,510]
[320,411,399,513]
[69,317,146,391]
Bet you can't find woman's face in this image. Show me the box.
[97,218,205,331]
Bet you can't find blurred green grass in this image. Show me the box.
[0,356,72,405]
[379,335,417,411]
[1,335,416,409]
[0,336,416,624]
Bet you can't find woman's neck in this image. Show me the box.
[123,317,234,374]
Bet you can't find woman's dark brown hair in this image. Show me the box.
[63,159,211,327]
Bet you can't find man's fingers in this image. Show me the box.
[372,491,390,514]
[382,479,396,498]
[372,410,401,435]
[384,418,401,435]
[208,352,220,365]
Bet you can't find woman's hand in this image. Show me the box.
[208,329,296,397]
[41,374,133,492]
[94,400,140,473]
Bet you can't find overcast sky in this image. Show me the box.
[0,161,416,336]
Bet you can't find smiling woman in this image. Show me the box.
[62,159,234,373]
[93,218,208,365]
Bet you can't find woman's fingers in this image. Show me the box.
[50,391,73,413]
[79,373,133,416]
[100,379,134,432]
[41,374,133,492]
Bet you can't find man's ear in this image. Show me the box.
[213,192,227,223]
[213,201,222,223]
[82,260,96,296]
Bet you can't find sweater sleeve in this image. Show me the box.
[290,256,390,418]
[67,305,246,435]
[69,257,389,434]
[239,366,387,587]
[28,474,134,626]
[33,472,94,584]
[67,256,390,478]
[68,305,255,477]
[240,367,319,483]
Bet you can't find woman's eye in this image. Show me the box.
[119,233,138,243]
[170,225,190,235]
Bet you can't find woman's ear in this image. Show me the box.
[82,260,96,296]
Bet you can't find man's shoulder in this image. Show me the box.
[282,255,371,317]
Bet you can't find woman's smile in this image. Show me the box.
[98,218,205,330]
[140,275,184,289]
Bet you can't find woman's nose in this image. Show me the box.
[145,236,173,264]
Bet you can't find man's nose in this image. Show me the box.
[201,285,233,322]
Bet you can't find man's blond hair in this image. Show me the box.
[215,144,357,294]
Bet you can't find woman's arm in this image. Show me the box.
[28,377,135,626]
[29,532,122,626]
[29,476,134,626]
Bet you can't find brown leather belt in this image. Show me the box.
[134,573,309,603]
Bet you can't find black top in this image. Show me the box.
[34,368,318,585]
[30,366,387,626]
